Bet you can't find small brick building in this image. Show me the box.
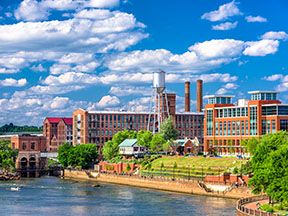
[11,134,47,177]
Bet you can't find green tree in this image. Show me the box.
[0,140,18,172]
[241,138,259,155]
[160,116,179,141]
[249,131,288,205]
[102,130,137,160]
[137,130,153,149]
[58,143,72,168]
[58,144,98,169]
[162,141,171,154]
[150,134,166,153]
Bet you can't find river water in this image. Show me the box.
[0,177,236,216]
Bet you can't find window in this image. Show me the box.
[280,120,288,131]
[22,143,26,150]
[250,106,258,135]
[31,142,35,150]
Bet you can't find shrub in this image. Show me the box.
[260,204,274,213]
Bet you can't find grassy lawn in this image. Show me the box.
[150,156,245,170]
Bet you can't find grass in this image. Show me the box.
[150,156,245,170]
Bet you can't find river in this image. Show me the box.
[0,177,236,216]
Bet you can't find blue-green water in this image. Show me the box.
[0,177,236,216]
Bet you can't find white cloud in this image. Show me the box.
[31,64,46,72]
[201,1,242,22]
[43,72,99,85]
[216,82,238,95]
[212,21,238,31]
[262,74,283,81]
[15,0,121,21]
[15,0,50,21]
[189,39,244,59]
[109,86,151,96]
[245,15,267,23]
[97,95,120,107]
[3,10,147,54]
[87,0,119,8]
[0,78,27,87]
[49,96,69,109]
[261,31,288,41]
[243,39,279,56]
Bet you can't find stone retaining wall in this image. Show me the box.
[63,170,252,199]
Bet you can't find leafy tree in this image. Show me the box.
[150,134,166,153]
[0,140,18,172]
[102,130,137,160]
[160,116,179,141]
[241,138,259,155]
[58,143,72,168]
[162,141,171,154]
[0,123,42,135]
[137,130,153,149]
[249,131,288,205]
[58,144,98,169]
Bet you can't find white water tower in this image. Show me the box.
[147,70,170,133]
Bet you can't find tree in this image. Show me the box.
[162,141,171,154]
[249,131,288,205]
[102,130,137,160]
[150,134,166,153]
[160,117,179,141]
[0,140,18,172]
[137,130,153,149]
[241,138,259,155]
[58,144,98,169]
[58,143,72,168]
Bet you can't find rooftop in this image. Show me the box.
[248,91,278,94]
[119,139,138,147]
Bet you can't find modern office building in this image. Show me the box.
[43,117,73,152]
[203,91,288,156]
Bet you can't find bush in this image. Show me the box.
[260,204,274,213]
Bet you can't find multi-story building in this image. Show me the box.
[73,92,204,151]
[43,117,73,152]
[204,91,288,156]
[11,134,47,177]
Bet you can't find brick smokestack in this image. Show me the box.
[185,81,190,112]
[197,79,203,112]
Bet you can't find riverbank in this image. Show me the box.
[0,172,20,180]
[63,169,252,199]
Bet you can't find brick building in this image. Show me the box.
[11,134,47,177]
[43,117,73,152]
[73,93,204,151]
[203,91,288,156]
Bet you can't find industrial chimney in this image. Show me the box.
[185,81,190,112]
[196,79,203,112]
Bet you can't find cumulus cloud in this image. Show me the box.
[189,39,244,59]
[97,95,120,107]
[245,15,267,23]
[262,74,284,81]
[212,21,238,31]
[243,39,279,56]
[261,31,288,41]
[109,86,151,96]
[201,1,242,22]
[0,78,27,87]
[216,82,239,95]
[2,11,147,53]
[14,0,121,21]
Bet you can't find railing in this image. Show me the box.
[236,196,281,216]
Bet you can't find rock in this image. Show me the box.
[92,184,101,188]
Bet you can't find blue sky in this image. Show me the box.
[0,0,287,125]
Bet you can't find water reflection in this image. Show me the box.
[0,177,236,216]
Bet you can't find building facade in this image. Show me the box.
[73,93,204,151]
[203,91,288,156]
[11,134,47,177]
[43,117,73,152]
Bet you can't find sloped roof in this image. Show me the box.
[119,139,138,147]
[46,117,72,125]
